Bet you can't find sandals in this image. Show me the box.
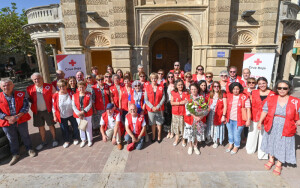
[264,160,275,170]
[273,165,282,176]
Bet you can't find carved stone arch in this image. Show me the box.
[231,30,256,45]
[140,13,202,46]
[85,32,110,47]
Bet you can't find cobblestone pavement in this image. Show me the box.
[0,77,299,187]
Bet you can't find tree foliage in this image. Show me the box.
[0,3,35,55]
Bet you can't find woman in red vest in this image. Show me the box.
[258,80,300,176]
[192,65,206,82]
[53,79,80,148]
[226,82,251,154]
[120,77,132,122]
[72,81,93,148]
[171,79,189,146]
[219,70,229,92]
[206,81,227,149]
[183,83,204,155]
[165,72,175,139]
[116,69,124,83]
[184,72,193,93]
[67,76,77,96]
[92,75,110,134]
[144,73,165,143]
[110,74,123,109]
[246,77,272,160]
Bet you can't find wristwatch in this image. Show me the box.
[113,136,116,139]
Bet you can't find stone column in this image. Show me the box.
[34,40,43,75]
[50,44,58,71]
[37,39,51,83]
[282,36,295,80]
[85,48,92,75]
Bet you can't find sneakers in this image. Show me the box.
[80,141,86,148]
[28,150,36,157]
[9,155,20,166]
[194,146,200,155]
[63,142,70,148]
[188,147,193,155]
[117,143,123,150]
[88,142,93,147]
[73,140,79,145]
[36,142,47,151]
[52,140,59,147]
[212,143,218,149]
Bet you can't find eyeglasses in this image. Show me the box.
[230,71,236,73]
[97,79,104,81]
[206,76,212,78]
[247,82,256,84]
[168,76,174,78]
[213,86,220,88]
[220,75,228,77]
[277,87,288,90]
[158,73,164,75]
[87,77,92,79]
[197,69,203,71]
[134,85,141,87]
[174,65,180,67]
[105,76,112,78]
[140,76,145,78]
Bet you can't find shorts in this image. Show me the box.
[33,110,55,127]
[148,111,164,126]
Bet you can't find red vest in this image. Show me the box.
[251,90,275,122]
[130,90,144,107]
[120,87,132,111]
[73,92,93,118]
[52,92,72,123]
[92,85,109,111]
[226,93,249,127]
[158,79,167,87]
[26,83,53,114]
[192,74,206,82]
[225,76,245,93]
[0,91,31,127]
[110,85,122,108]
[101,110,124,134]
[145,85,164,112]
[142,81,150,92]
[264,95,299,137]
[171,91,189,116]
[52,80,57,90]
[125,113,145,137]
[208,96,225,126]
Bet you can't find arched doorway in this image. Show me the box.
[151,38,179,73]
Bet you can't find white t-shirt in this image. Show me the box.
[125,116,146,134]
[100,113,121,130]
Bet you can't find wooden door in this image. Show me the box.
[230,49,251,76]
[91,51,112,75]
[151,38,179,73]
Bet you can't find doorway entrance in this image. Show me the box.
[91,51,112,75]
[230,49,252,76]
[151,38,179,73]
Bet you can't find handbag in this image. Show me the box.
[78,119,88,131]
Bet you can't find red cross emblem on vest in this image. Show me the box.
[69,60,76,66]
[138,117,143,122]
[17,93,23,97]
[45,86,50,90]
[254,58,262,66]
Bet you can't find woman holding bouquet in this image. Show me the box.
[170,79,189,146]
[183,83,207,155]
[206,81,227,148]
[226,82,251,154]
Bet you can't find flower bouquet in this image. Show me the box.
[186,96,209,135]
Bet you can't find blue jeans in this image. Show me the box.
[125,134,144,150]
[2,122,32,155]
[226,120,244,148]
[60,116,80,142]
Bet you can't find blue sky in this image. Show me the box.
[1,0,60,14]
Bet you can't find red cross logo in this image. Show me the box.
[69,60,76,66]
[254,58,262,66]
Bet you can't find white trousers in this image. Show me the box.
[245,121,268,160]
[76,116,93,143]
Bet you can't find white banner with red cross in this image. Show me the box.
[242,53,275,86]
[56,54,86,78]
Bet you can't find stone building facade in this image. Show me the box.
[23,0,300,85]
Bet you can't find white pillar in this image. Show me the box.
[36,39,51,83]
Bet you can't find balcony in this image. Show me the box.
[23,4,62,39]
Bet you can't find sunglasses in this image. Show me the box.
[97,79,104,81]
[197,69,203,71]
[134,85,141,87]
[87,77,92,79]
[158,73,164,75]
[230,71,236,73]
[277,87,288,90]
[206,76,212,78]
[248,82,256,84]
[174,65,180,66]
[168,76,174,78]
[186,76,192,78]
[220,75,228,77]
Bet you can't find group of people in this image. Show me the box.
[0,62,299,176]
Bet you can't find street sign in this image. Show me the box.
[217,52,225,57]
